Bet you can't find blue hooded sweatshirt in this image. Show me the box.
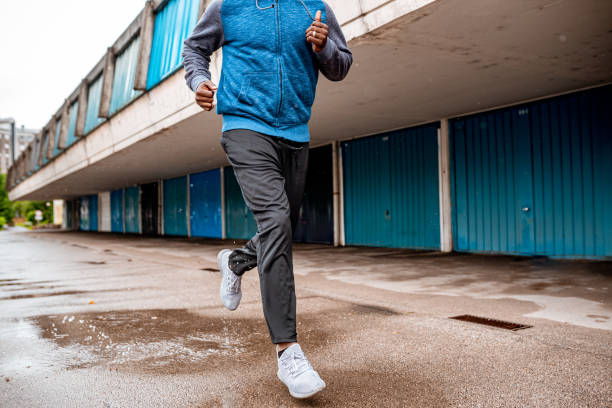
[182,0,352,142]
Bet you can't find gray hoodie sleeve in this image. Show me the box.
[315,2,353,81]
[182,0,225,93]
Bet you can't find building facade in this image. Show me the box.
[6,0,612,259]
[0,122,38,174]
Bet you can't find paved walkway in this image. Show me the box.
[1,229,610,407]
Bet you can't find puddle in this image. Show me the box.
[11,300,395,375]
[29,308,336,374]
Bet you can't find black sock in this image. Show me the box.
[277,348,286,358]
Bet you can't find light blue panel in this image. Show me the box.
[79,197,90,231]
[342,124,440,249]
[41,131,49,165]
[124,186,140,233]
[147,0,200,89]
[163,176,188,236]
[84,75,105,134]
[53,117,62,157]
[110,37,142,115]
[89,195,98,232]
[224,166,258,240]
[190,169,222,238]
[451,85,612,258]
[65,101,79,148]
[111,189,124,233]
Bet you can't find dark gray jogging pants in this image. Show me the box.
[220,129,308,344]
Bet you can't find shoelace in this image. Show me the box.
[281,349,313,377]
[225,269,241,294]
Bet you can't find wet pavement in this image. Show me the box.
[0,229,611,407]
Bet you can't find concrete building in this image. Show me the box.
[0,120,38,174]
[6,0,612,259]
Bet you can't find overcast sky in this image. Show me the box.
[0,0,145,130]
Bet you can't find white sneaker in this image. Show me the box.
[217,249,242,310]
[277,344,326,399]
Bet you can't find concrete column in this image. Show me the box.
[438,119,453,252]
[37,131,46,167]
[332,141,340,246]
[46,118,57,159]
[57,100,70,150]
[25,145,32,175]
[134,1,155,91]
[53,200,64,226]
[220,167,226,239]
[99,48,116,118]
[33,133,42,168]
[75,79,89,137]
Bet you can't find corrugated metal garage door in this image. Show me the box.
[190,169,222,238]
[295,145,333,244]
[342,123,441,249]
[89,195,98,232]
[451,85,612,258]
[163,176,188,236]
[124,186,140,234]
[111,189,124,233]
[224,166,257,240]
[141,182,159,235]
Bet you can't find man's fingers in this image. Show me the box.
[315,10,321,22]
[306,26,328,36]
[310,21,328,29]
[306,37,325,47]
[305,23,328,34]
[196,89,214,98]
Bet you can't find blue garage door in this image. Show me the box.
[89,195,98,232]
[111,189,124,232]
[124,186,140,233]
[224,166,257,240]
[342,123,441,249]
[190,169,222,238]
[163,176,188,236]
[451,85,612,258]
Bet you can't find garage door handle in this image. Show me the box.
[522,207,530,212]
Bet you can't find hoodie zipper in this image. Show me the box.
[275,0,282,126]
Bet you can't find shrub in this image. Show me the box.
[0,216,5,230]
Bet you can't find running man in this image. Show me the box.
[182,0,352,399]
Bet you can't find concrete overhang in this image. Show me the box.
[9,0,612,201]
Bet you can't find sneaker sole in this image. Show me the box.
[277,371,326,399]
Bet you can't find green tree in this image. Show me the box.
[0,174,15,225]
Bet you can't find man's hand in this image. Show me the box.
[195,80,217,111]
[306,10,328,53]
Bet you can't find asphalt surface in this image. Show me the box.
[0,228,610,407]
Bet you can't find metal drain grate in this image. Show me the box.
[450,315,532,331]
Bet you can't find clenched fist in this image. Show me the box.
[195,80,217,111]
[306,10,328,53]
